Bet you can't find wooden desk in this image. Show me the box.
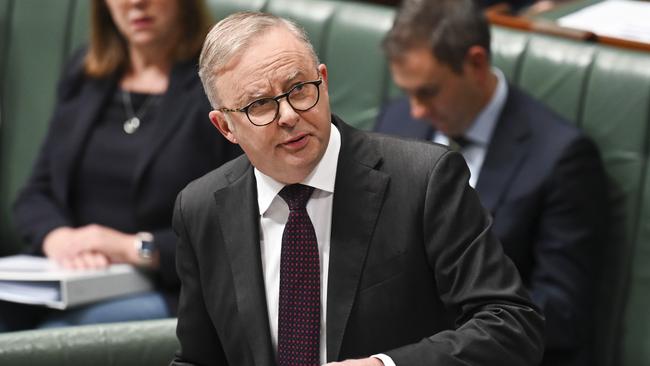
[486,0,650,52]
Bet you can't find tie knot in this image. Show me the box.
[279,184,314,211]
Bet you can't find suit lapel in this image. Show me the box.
[475,88,531,212]
[131,60,197,194]
[213,161,275,366]
[326,119,389,361]
[54,76,115,205]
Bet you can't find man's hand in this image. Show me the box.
[324,357,384,366]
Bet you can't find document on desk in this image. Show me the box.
[0,255,153,309]
[558,0,650,44]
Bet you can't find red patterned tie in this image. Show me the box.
[277,184,320,366]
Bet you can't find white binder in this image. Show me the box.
[0,255,154,309]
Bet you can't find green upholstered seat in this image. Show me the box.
[517,34,596,125]
[0,0,10,73]
[582,46,650,238]
[0,319,178,366]
[0,0,75,256]
[68,0,89,56]
[265,0,337,61]
[207,0,269,22]
[323,2,394,130]
[587,48,650,366]
[491,26,529,83]
[0,0,13,249]
[578,45,650,366]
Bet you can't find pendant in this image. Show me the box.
[123,116,140,134]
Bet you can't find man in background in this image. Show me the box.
[375,1,608,365]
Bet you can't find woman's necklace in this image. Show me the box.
[122,90,156,134]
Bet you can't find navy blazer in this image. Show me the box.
[12,50,241,306]
[375,88,608,366]
[171,116,544,365]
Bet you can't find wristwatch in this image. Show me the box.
[134,232,155,261]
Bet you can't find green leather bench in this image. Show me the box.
[1,0,650,365]
[0,318,178,366]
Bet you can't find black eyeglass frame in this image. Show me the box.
[217,78,323,126]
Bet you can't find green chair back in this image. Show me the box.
[265,0,337,62]
[0,0,75,255]
[207,0,269,22]
[518,35,596,125]
[324,2,394,130]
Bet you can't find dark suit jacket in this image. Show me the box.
[12,50,241,305]
[375,88,608,366]
[171,116,544,365]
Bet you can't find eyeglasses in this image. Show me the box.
[218,78,323,126]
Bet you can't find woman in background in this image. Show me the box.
[3,0,238,331]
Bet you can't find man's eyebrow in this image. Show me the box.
[232,70,311,106]
[285,70,303,83]
[231,94,252,107]
[235,83,272,106]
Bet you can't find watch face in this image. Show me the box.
[138,238,156,260]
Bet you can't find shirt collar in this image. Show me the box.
[463,67,508,146]
[255,123,341,215]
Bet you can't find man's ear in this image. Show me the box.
[318,63,328,87]
[465,45,490,73]
[209,110,238,144]
[462,45,492,86]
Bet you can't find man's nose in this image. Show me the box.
[409,98,430,120]
[276,98,300,128]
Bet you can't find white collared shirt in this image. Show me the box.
[434,67,508,188]
[255,124,340,364]
[255,124,396,366]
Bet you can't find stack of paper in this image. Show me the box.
[0,255,153,309]
[558,0,650,44]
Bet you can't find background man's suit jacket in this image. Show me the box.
[375,87,608,366]
[171,116,544,366]
[12,50,241,304]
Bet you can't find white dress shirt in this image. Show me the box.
[434,67,508,188]
[255,124,396,366]
[255,124,340,364]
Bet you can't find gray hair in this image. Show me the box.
[383,0,490,74]
[198,11,319,108]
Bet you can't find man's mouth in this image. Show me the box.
[282,134,309,149]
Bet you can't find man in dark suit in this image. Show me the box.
[171,11,544,366]
[375,1,608,365]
